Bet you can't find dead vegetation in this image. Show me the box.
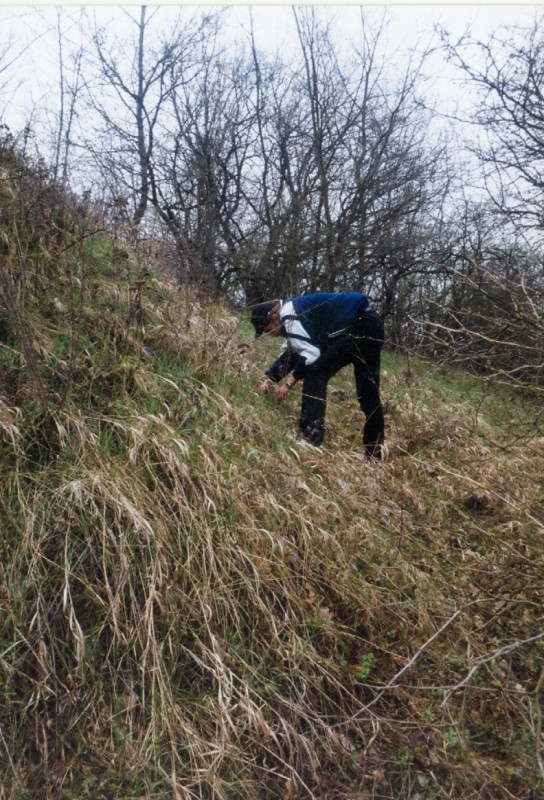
[0,147,542,800]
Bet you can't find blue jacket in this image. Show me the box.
[265,292,369,382]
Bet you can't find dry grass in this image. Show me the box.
[0,150,542,799]
[0,264,542,800]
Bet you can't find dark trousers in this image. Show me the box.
[298,309,385,457]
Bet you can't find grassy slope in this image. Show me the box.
[0,224,543,797]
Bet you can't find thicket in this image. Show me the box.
[0,133,543,800]
[3,8,544,391]
[43,6,539,392]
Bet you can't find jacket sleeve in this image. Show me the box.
[280,302,321,378]
[265,348,298,383]
[265,299,323,383]
[291,355,309,381]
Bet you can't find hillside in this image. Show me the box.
[0,152,543,800]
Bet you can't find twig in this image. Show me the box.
[334,608,462,726]
[440,630,544,708]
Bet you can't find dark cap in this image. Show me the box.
[250,301,277,338]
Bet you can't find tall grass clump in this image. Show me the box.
[0,141,543,799]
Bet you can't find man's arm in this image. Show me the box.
[264,349,296,383]
[259,349,295,395]
[281,301,321,371]
[275,375,297,402]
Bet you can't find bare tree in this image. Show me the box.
[339,18,451,312]
[0,11,41,115]
[237,18,317,301]
[286,8,452,329]
[87,6,206,229]
[147,19,255,294]
[293,7,351,290]
[50,9,85,187]
[440,13,544,240]
[411,15,544,392]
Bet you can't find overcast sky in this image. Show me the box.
[0,3,541,137]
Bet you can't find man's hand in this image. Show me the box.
[258,378,274,395]
[276,383,290,403]
[276,380,296,402]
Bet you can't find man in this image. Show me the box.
[251,292,385,458]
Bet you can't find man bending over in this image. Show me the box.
[251,292,385,459]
